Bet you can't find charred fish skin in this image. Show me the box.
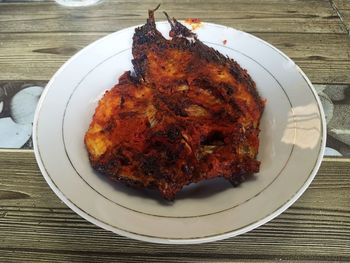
[85,8,265,200]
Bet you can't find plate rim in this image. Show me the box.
[33,21,327,244]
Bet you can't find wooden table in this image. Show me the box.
[1,0,350,261]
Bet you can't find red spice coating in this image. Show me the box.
[85,8,264,200]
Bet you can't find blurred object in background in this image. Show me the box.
[324,147,342,157]
[55,0,103,7]
[0,85,43,148]
[316,85,350,157]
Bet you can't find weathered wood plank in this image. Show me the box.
[0,0,345,34]
[254,32,350,85]
[0,32,349,84]
[0,251,344,263]
[0,151,349,261]
[0,32,99,81]
[0,250,329,263]
[332,0,350,33]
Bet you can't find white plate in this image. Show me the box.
[33,22,326,244]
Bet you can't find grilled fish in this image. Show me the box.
[85,7,265,200]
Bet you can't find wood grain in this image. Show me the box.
[332,0,350,33]
[0,32,349,84]
[0,0,345,34]
[0,151,349,262]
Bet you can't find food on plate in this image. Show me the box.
[84,6,265,200]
